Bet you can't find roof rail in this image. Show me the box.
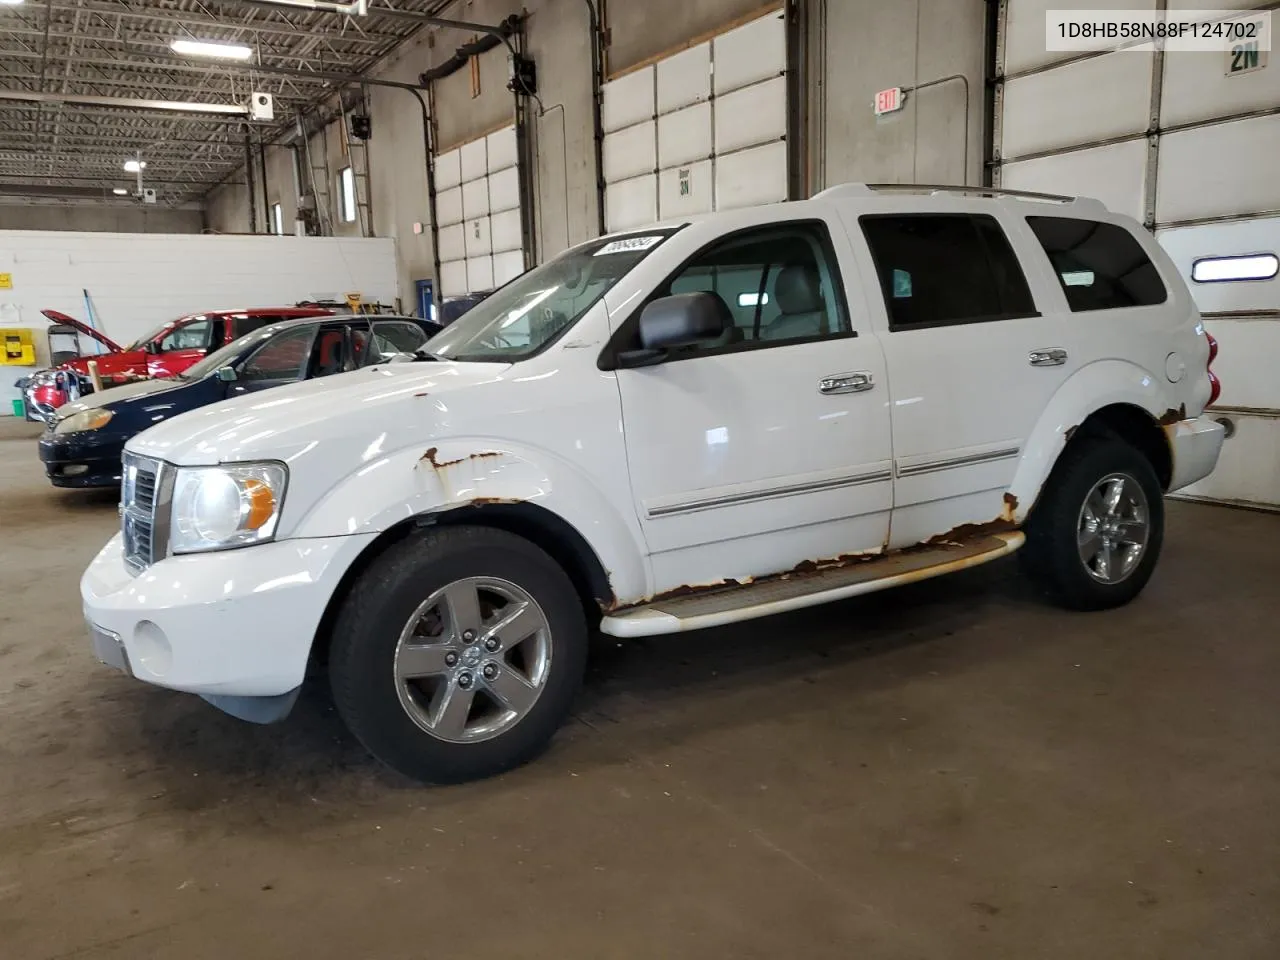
[815,182,1107,212]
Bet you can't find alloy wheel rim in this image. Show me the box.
[1077,472,1150,584]
[393,576,552,744]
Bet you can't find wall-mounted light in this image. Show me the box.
[123,159,146,173]
[170,39,254,61]
[112,188,129,196]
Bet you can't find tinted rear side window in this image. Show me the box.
[1027,216,1167,311]
[859,214,1036,330]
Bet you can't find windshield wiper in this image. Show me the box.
[412,348,443,362]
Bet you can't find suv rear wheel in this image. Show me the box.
[1021,437,1164,610]
[329,526,588,784]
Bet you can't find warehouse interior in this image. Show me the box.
[2,0,1279,956]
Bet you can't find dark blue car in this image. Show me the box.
[39,314,439,488]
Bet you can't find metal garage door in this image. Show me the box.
[994,1,1279,509]
[600,6,788,233]
[434,124,526,298]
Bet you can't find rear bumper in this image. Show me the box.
[1166,416,1226,493]
[38,432,126,487]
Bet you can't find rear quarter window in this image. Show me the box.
[1027,216,1167,311]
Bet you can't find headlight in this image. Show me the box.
[54,408,113,434]
[170,462,288,554]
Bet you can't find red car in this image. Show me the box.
[22,306,333,419]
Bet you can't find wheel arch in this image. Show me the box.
[310,501,614,669]
[1066,403,1172,489]
[1007,361,1179,523]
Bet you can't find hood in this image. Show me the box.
[42,309,123,353]
[54,377,187,421]
[128,360,511,466]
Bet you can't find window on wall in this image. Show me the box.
[271,202,284,236]
[338,167,357,223]
[860,214,1036,330]
[1027,216,1167,310]
[1191,253,1279,284]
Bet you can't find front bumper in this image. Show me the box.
[1166,416,1226,493]
[39,431,126,487]
[81,531,377,704]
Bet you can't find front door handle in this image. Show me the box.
[1029,349,1067,367]
[819,371,874,395]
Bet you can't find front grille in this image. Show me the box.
[122,454,170,575]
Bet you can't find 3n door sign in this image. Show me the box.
[678,168,691,197]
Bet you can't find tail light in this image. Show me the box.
[1205,331,1222,407]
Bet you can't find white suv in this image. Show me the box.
[82,184,1225,783]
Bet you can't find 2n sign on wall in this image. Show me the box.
[1227,40,1267,75]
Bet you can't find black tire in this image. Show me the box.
[1020,437,1164,611]
[329,525,588,784]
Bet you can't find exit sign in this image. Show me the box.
[874,86,904,116]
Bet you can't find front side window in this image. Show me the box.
[425,230,677,363]
[309,326,354,376]
[178,327,277,380]
[860,214,1036,330]
[366,322,429,364]
[157,318,214,352]
[656,221,852,352]
[1027,216,1167,311]
[239,326,317,383]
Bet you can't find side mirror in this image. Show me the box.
[145,341,160,354]
[216,366,237,382]
[617,293,731,368]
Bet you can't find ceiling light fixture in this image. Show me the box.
[123,159,146,173]
[170,39,254,61]
[248,0,369,12]
[112,188,129,196]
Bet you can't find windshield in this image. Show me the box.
[424,230,677,362]
[177,325,283,380]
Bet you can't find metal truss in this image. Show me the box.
[0,0,456,204]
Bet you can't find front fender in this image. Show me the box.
[1007,360,1175,522]
[287,438,649,604]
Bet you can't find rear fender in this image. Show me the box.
[1007,359,1174,522]
[287,439,648,604]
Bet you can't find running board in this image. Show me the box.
[600,532,1024,638]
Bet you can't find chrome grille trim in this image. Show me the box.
[121,453,172,575]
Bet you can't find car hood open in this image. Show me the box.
[41,309,123,354]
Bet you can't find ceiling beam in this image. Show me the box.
[0,89,250,116]
[35,0,408,44]
[225,0,514,37]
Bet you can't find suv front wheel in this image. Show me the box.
[1021,437,1165,611]
[329,525,588,784]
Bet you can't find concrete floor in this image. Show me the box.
[1,417,1277,960]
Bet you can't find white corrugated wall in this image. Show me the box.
[600,6,789,232]
[434,124,527,298]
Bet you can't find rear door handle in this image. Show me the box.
[819,371,874,394]
[1029,349,1067,367]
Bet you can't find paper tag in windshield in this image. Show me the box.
[594,236,664,256]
